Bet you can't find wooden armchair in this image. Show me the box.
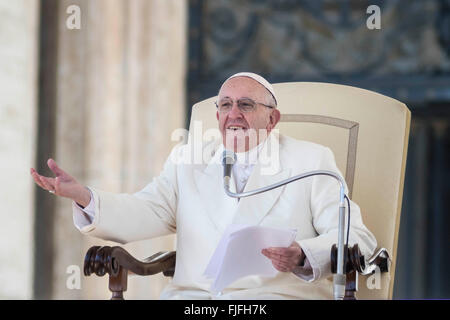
[84,82,411,300]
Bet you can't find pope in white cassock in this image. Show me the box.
[31,72,377,299]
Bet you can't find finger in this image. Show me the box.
[54,176,60,193]
[47,158,66,177]
[266,247,299,258]
[263,249,299,268]
[272,260,289,272]
[266,247,290,255]
[263,250,284,262]
[262,250,291,263]
[31,171,47,190]
[39,175,56,191]
[273,256,291,264]
[275,259,297,272]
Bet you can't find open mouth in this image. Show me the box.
[226,125,248,132]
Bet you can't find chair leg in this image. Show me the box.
[343,271,357,300]
[111,291,124,300]
[109,267,128,300]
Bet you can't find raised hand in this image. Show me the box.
[30,158,91,207]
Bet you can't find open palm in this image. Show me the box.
[30,159,90,207]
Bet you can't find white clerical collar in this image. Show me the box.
[234,138,267,167]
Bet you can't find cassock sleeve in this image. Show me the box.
[72,188,96,229]
[297,147,377,282]
[72,145,181,244]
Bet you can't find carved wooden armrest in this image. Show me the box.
[84,244,389,300]
[84,246,176,300]
[331,244,391,299]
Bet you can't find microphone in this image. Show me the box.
[220,161,347,300]
[222,150,236,189]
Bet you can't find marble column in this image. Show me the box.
[0,0,39,299]
[49,0,186,299]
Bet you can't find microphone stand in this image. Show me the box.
[223,167,347,300]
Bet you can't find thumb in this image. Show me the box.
[47,158,67,177]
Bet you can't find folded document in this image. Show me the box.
[203,224,297,293]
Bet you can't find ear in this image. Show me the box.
[267,109,281,131]
[216,111,219,121]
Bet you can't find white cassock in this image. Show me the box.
[73,132,377,299]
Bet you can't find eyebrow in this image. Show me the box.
[218,96,254,101]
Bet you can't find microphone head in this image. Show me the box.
[222,150,236,166]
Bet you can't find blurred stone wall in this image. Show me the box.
[0,0,186,299]
[0,0,39,299]
[48,0,187,299]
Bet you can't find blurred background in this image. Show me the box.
[0,0,448,299]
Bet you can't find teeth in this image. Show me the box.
[228,126,245,130]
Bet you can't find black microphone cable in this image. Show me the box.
[345,194,351,249]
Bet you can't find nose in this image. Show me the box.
[227,101,243,119]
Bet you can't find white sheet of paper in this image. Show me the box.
[203,224,297,293]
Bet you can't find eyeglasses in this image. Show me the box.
[215,98,275,113]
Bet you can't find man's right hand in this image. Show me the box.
[30,158,91,208]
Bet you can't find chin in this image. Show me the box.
[223,135,257,153]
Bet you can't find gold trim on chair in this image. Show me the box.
[280,114,359,198]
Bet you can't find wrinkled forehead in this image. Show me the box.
[218,77,268,101]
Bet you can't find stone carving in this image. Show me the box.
[195,0,450,78]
